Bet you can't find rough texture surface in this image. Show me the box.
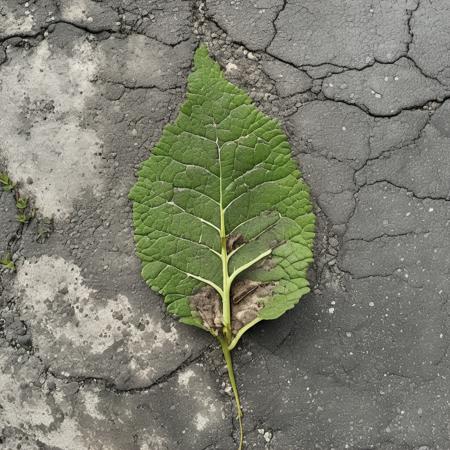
[0,1,449,449]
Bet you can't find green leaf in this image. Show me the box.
[16,213,30,224]
[0,253,15,271]
[16,197,28,210]
[0,172,15,192]
[130,45,315,448]
[130,45,314,344]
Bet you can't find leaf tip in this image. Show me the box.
[193,44,219,72]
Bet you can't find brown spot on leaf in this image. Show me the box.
[255,256,277,271]
[226,233,245,253]
[189,286,223,331]
[231,281,274,334]
[231,279,261,304]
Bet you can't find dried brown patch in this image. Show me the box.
[231,279,261,304]
[226,233,245,253]
[189,266,275,334]
[255,256,277,271]
[190,286,223,331]
[231,280,274,334]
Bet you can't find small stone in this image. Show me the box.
[329,237,339,247]
[263,431,272,442]
[226,62,238,72]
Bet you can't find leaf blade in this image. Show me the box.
[130,45,315,340]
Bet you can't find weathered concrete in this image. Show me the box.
[1,0,449,449]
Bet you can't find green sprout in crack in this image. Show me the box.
[36,217,53,243]
[16,213,31,224]
[0,253,15,271]
[0,172,15,192]
[16,197,28,210]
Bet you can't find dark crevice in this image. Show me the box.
[100,79,183,93]
[318,93,450,119]
[345,230,430,244]
[337,264,399,281]
[405,0,420,55]
[263,0,287,53]
[355,110,431,175]
[358,179,450,202]
[0,19,187,48]
[37,343,213,395]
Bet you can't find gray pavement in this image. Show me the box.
[0,1,448,449]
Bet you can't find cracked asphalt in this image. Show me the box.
[0,1,449,449]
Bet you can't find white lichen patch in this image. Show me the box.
[15,255,180,382]
[60,0,93,21]
[0,357,54,429]
[194,392,218,431]
[177,368,195,387]
[59,0,119,28]
[0,38,104,219]
[0,4,34,39]
[17,255,123,354]
[194,413,209,431]
[176,365,224,433]
[0,348,86,450]
[139,435,169,450]
[80,389,106,421]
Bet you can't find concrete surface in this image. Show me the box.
[0,1,449,449]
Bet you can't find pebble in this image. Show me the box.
[226,62,238,72]
[329,237,339,247]
[263,431,272,442]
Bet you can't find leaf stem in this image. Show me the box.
[216,125,243,448]
[218,336,243,450]
[220,234,232,342]
[217,133,233,342]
